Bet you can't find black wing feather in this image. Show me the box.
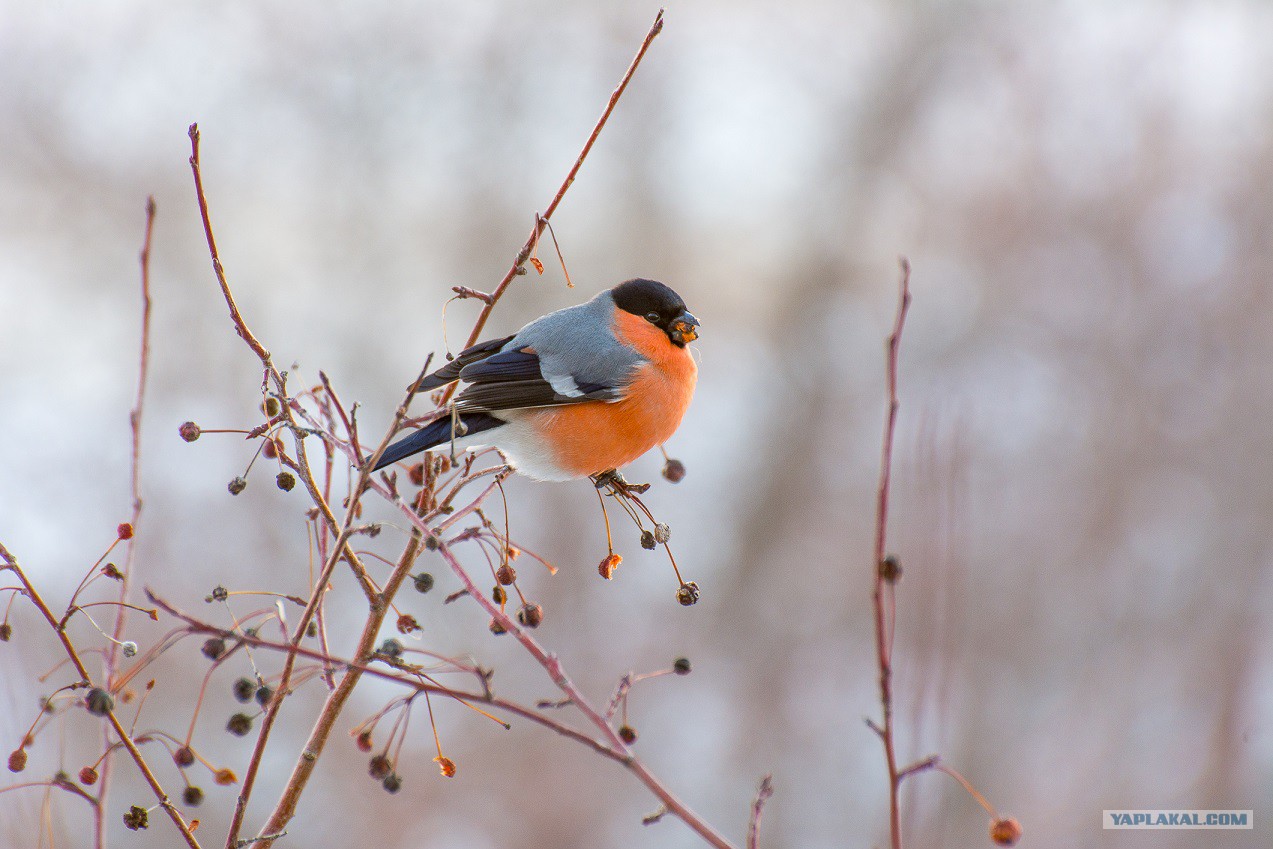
[409,334,515,392]
[453,347,618,412]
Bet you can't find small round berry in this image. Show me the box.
[209,585,229,602]
[673,657,691,675]
[306,621,318,638]
[661,458,686,483]
[424,534,440,551]
[990,817,1022,846]
[618,725,638,744]
[355,731,373,752]
[227,476,247,496]
[653,523,671,544]
[85,687,115,716]
[213,768,237,786]
[368,754,392,780]
[8,749,27,773]
[382,773,403,793]
[117,523,134,540]
[640,530,657,550]
[262,438,278,459]
[173,746,196,767]
[262,397,281,416]
[178,421,201,442]
[121,641,138,658]
[495,564,516,585]
[413,572,435,593]
[254,685,274,708]
[488,618,507,636]
[183,785,204,806]
[226,713,253,737]
[377,639,404,659]
[676,582,701,607]
[879,554,902,584]
[79,766,99,785]
[491,586,507,605]
[276,472,296,492]
[517,603,543,628]
[232,678,256,703]
[0,623,11,641]
[201,637,226,661]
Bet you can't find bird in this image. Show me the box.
[371,278,699,481]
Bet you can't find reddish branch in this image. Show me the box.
[871,258,911,849]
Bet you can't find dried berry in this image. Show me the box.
[434,756,456,778]
[516,603,543,629]
[121,641,138,658]
[276,472,296,492]
[355,731,373,752]
[382,773,402,793]
[173,746,196,767]
[123,805,149,831]
[85,687,114,716]
[262,438,278,459]
[227,476,247,496]
[990,817,1023,846]
[263,396,281,417]
[232,678,256,703]
[488,618,507,636]
[639,530,657,550]
[117,523,134,540]
[424,534,440,551]
[8,749,26,773]
[183,786,204,807]
[209,586,229,602]
[879,554,902,584]
[653,523,671,544]
[598,554,622,580]
[495,564,516,585]
[103,563,124,580]
[254,685,274,708]
[492,586,507,605]
[618,725,638,744]
[377,639,404,659]
[79,766,98,785]
[226,713,253,737]
[368,754,392,780]
[676,582,701,607]
[0,623,12,642]
[201,637,226,661]
[178,421,201,442]
[214,768,236,786]
[407,463,425,487]
[306,621,318,638]
[661,457,686,483]
[673,657,691,675]
[413,573,435,594]
[396,614,420,635]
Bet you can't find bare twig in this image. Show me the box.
[872,258,912,849]
[746,775,774,849]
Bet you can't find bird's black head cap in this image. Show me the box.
[611,279,699,346]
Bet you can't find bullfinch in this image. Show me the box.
[372,278,700,481]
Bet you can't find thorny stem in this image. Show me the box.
[873,258,912,849]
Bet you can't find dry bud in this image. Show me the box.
[368,754,392,780]
[208,585,229,602]
[276,471,296,491]
[598,553,622,580]
[495,564,516,585]
[673,657,691,675]
[214,768,237,786]
[306,621,318,638]
[396,614,420,635]
[488,617,507,636]
[79,766,98,785]
[990,817,1022,846]
[117,522,134,540]
[103,563,123,580]
[618,725,638,744]
[201,637,226,661]
[676,582,701,607]
[407,463,425,486]
[85,687,114,716]
[492,586,507,605]
[383,773,403,793]
[226,713,253,737]
[355,731,373,752]
[173,746,196,767]
[227,476,247,495]
[254,685,274,708]
[183,786,204,806]
[413,572,435,593]
[661,457,686,483]
[123,805,149,831]
[8,749,26,773]
[0,623,12,642]
[879,554,902,584]
[517,603,544,628]
[424,534,440,551]
[178,421,201,442]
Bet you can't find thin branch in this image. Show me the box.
[746,775,773,849]
[872,257,912,849]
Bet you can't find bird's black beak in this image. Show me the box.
[668,310,700,345]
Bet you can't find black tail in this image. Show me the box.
[371,413,505,471]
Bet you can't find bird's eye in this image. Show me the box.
[645,311,660,324]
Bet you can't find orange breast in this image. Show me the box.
[526,310,698,477]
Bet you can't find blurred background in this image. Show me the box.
[2,1,1270,847]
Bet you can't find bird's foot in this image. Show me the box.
[591,469,651,495]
